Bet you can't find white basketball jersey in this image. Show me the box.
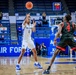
[22,22,33,40]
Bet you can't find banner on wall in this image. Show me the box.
[0,38,51,56]
[0,45,31,56]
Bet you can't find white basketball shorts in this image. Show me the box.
[22,39,35,50]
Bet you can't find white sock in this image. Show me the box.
[35,62,38,64]
[17,63,20,65]
[70,54,72,59]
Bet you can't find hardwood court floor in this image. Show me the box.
[0,56,76,75]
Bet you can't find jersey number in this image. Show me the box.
[66,24,70,32]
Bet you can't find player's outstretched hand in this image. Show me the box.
[33,20,36,27]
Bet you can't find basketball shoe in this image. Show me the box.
[34,62,42,69]
[16,64,21,70]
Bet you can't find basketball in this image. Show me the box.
[25,1,33,10]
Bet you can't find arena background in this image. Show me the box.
[0,0,76,57]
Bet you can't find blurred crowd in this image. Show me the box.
[36,42,47,56]
[31,12,48,27]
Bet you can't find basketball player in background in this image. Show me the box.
[43,14,76,74]
[16,13,42,70]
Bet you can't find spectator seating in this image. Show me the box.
[0,20,10,45]
[13,0,64,16]
[0,0,8,12]
[65,0,76,12]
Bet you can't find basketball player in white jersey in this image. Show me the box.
[16,13,42,70]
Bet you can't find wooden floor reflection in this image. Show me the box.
[0,57,76,75]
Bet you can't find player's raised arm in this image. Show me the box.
[32,20,36,32]
[22,17,27,29]
[33,20,36,27]
[54,22,63,45]
[22,13,31,29]
[54,22,63,40]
